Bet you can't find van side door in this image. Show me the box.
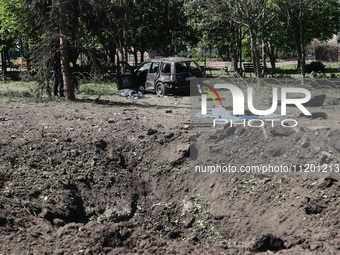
[145,61,160,90]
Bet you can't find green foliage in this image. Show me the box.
[0,0,36,42]
[0,0,339,87]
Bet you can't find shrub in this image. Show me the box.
[305,61,326,73]
[313,41,338,61]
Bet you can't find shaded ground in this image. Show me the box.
[0,82,340,254]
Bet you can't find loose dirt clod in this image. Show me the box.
[252,234,286,252]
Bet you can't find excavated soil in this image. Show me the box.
[1,83,340,254]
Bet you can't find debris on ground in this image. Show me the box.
[121,89,145,99]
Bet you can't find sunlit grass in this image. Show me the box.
[77,82,118,95]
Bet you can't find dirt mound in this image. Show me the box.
[1,94,340,254]
[192,124,340,178]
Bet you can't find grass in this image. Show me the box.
[0,81,37,102]
[77,82,118,95]
[0,80,119,102]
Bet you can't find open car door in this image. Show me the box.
[116,62,136,90]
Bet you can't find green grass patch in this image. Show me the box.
[77,82,118,95]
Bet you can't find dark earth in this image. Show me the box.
[1,81,340,254]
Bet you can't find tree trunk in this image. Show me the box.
[124,47,128,64]
[60,0,75,100]
[299,0,306,78]
[108,47,116,73]
[116,51,120,74]
[140,50,144,63]
[267,46,277,71]
[5,49,11,69]
[204,49,207,73]
[294,30,305,77]
[294,32,302,70]
[109,49,116,65]
[249,27,261,77]
[239,26,242,75]
[261,12,266,77]
[231,48,238,73]
[1,50,6,73]
[119,49,124,63]
[230,32,238,72]
[133,50,138,67]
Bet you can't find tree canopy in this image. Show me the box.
[0,0,339,98]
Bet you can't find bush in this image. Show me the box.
[305,61,326,73]
[313,41,338,61]
[5,71,21,81]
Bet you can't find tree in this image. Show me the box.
[0,0,39,72]
[144,0,192,56]
[85,0,192,66]
[263,12,293,71]
[279,0,340,77]
[187,0,279,77]
[225,0,279,77]
[59,0,74,100]
[185,0,242,72]
[27,0,93,100]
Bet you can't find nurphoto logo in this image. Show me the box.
[196,82,312,128]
